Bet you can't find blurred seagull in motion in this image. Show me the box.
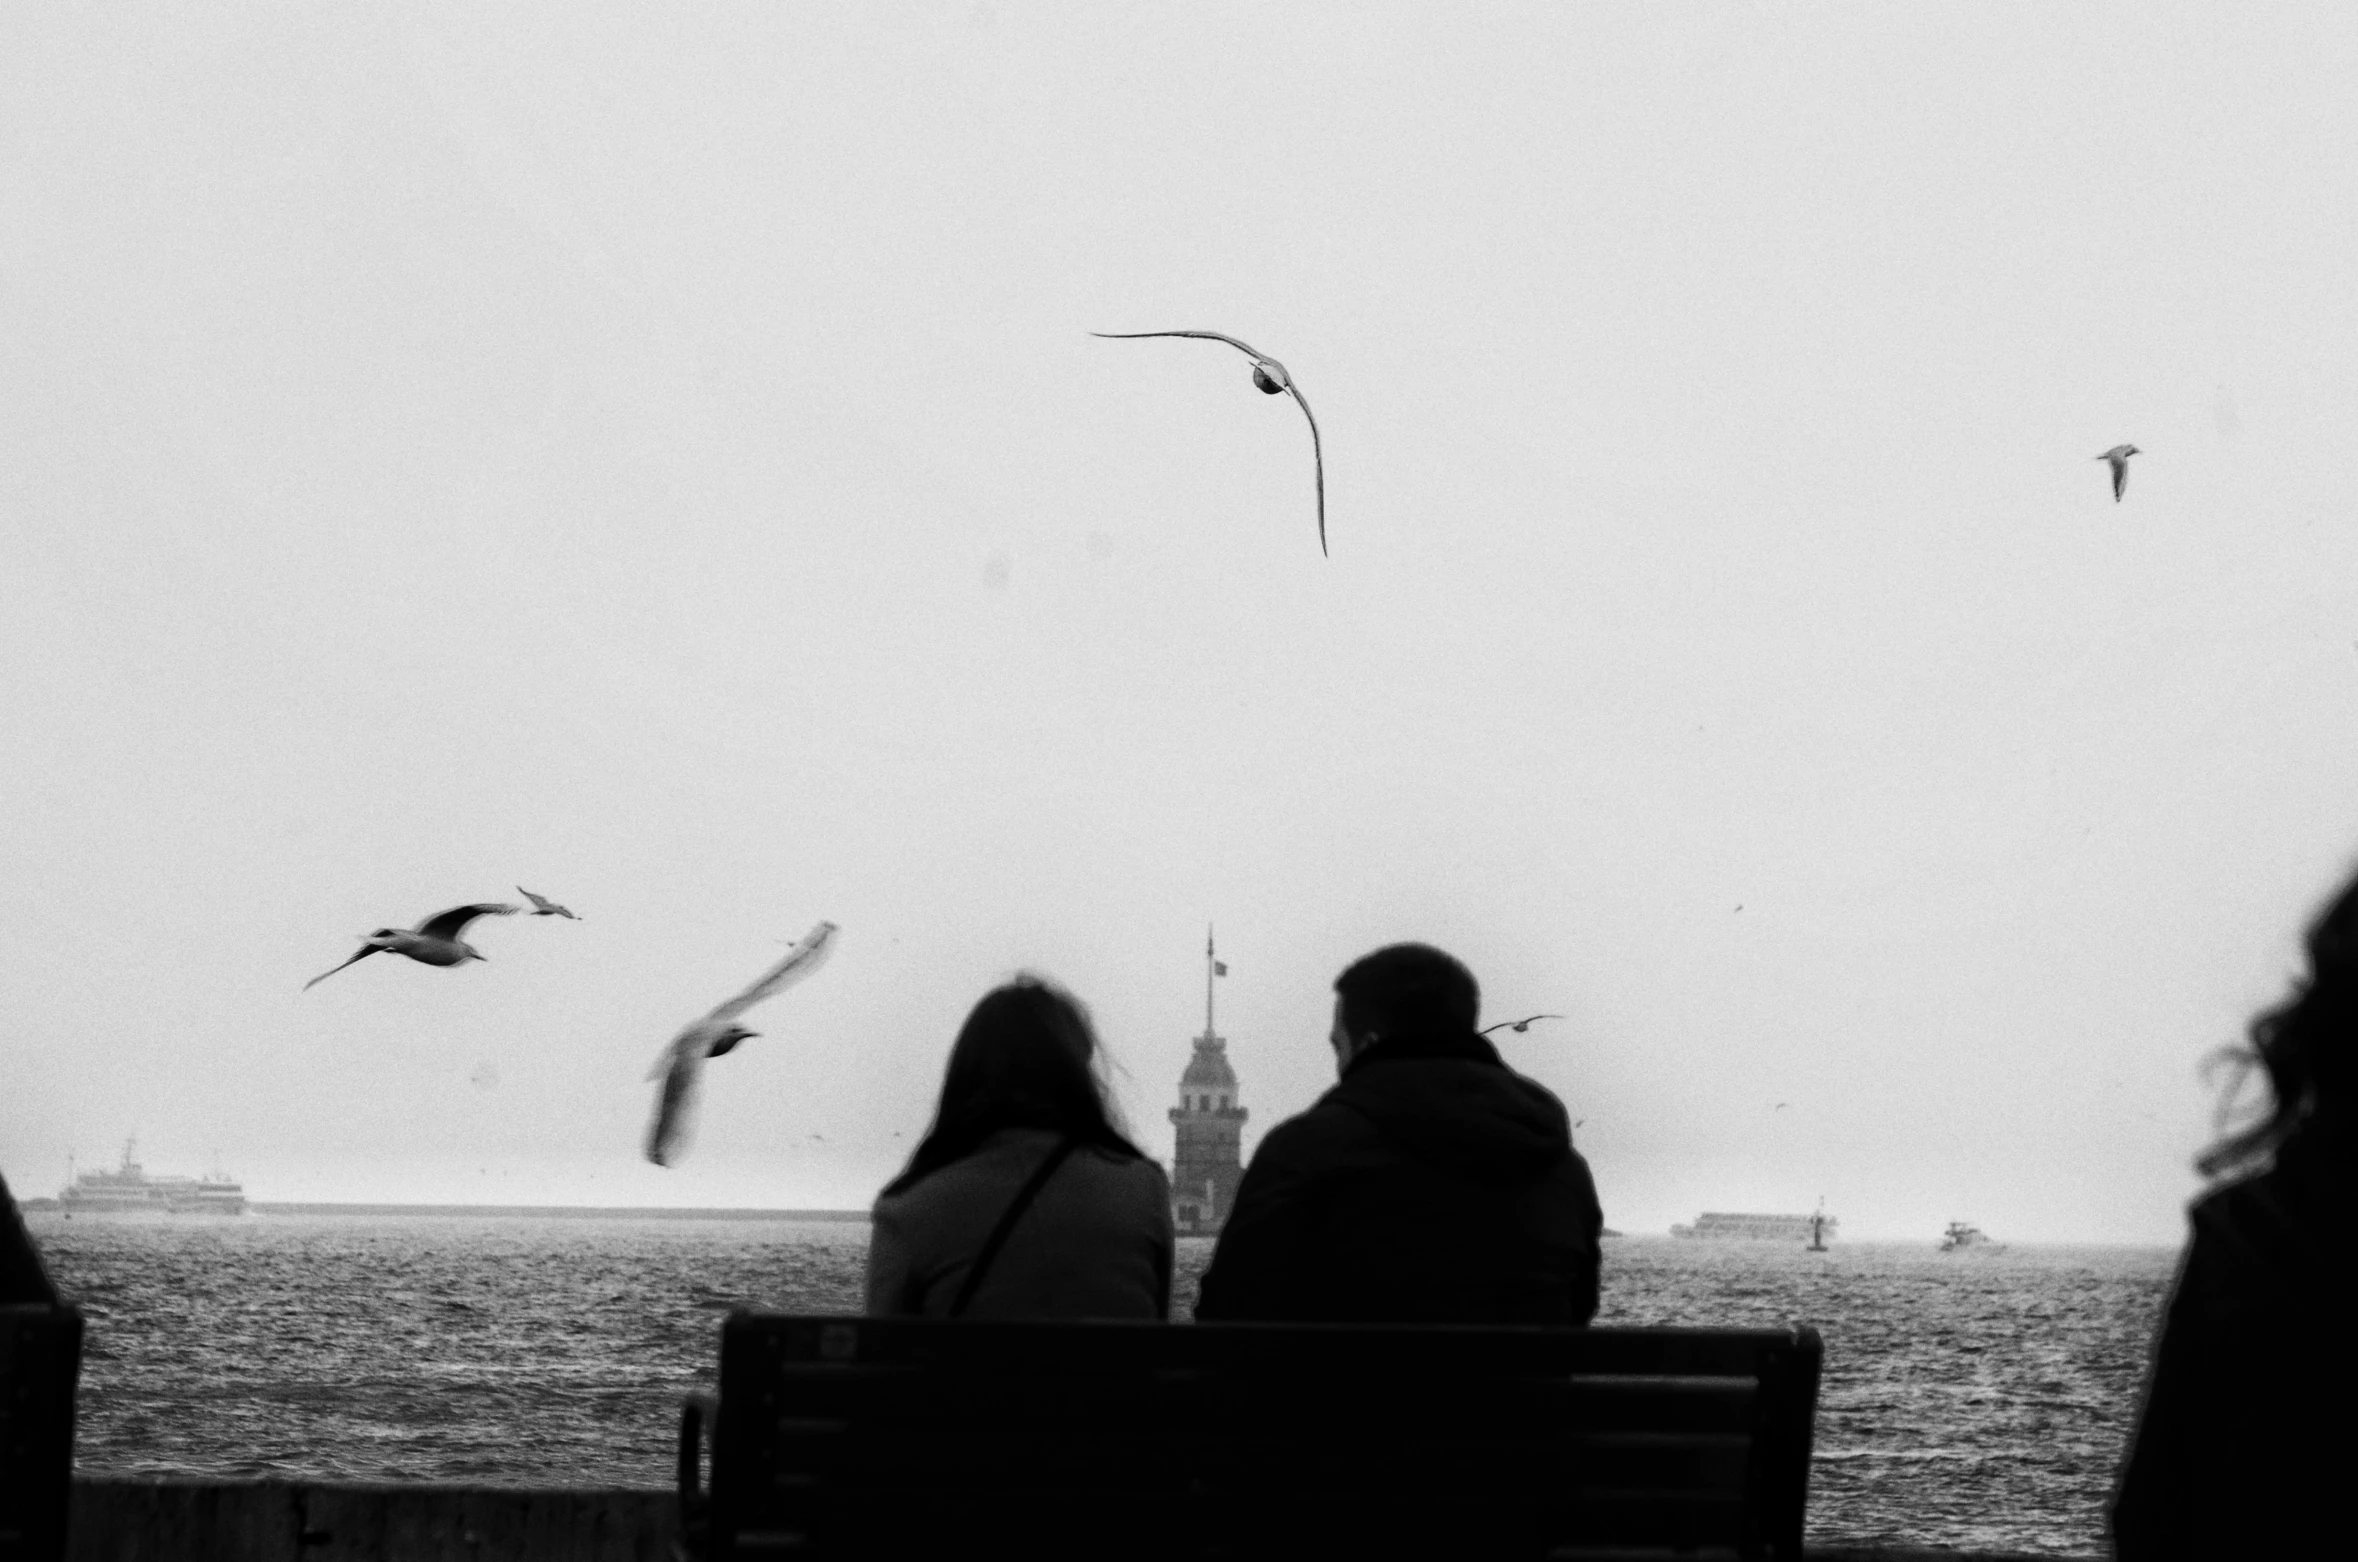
[1481,1014,1564,1036]
[517,886,579,920]
[2097,444,2139,502]
[645,920,839,1167]
[1092,329,1328,556]
[303,902,519,990]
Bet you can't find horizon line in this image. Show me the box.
[13,1199,2176,1242]
[251,1202,872,1220]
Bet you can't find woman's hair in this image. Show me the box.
[2199,868,2358,1178]
[880,975,1145,1198]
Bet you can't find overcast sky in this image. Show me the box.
[6,5,2356,1242]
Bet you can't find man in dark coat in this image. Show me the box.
[1195,943,1602,1323]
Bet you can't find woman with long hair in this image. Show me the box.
[2111,868,2357,1557]
[867,976,1173,1319]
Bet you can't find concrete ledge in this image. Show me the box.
[69,1479,675,1562]
[67,1478,2095,1562]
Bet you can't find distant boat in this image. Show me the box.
[1671,1211,1836,1244]
[1938,1221,2002,1253]
[57,1140,247,1216]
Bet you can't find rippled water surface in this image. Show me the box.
[31,1214,2170,1556]
[1590,1236,2171,1557]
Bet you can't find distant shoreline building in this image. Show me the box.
[1670,1211,1835,1243]
[1169,930,1246,1236]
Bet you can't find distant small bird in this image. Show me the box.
[1481,1014,1564,1035]
[1775,1102,1790,1111]
[645,921,840,1167]
[1093,330,1328,556]
[303,903,519,990]
[2097,444,2139,502]
[517,886,578,920]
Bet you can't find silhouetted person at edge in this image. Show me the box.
[867,976,1174,1319]
[1,1170,61,1304]
[1196,943,1602,1323]
[2112,869,2358,1558]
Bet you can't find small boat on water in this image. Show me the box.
[1938,1221,2002,1253]
[57,1139,247,1216]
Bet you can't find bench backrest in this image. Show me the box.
[693,1315,1821,1561]
[0,1304,82,1562]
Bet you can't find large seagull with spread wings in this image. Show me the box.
[644,921,840,1167]
[1093,330,1328,557]
[303,902,519,990]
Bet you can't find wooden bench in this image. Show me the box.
[678,1315,1822,1561]
[0,1304,83,1562]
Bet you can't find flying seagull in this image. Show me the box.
[517,886,578,920]
[2097,444,2139,502]
[1092,330,1328,556]
[1481,1014,1564,1036]
[303,902,519,990]
[645,920,840,1167]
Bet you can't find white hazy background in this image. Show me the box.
[7,5,2357,1242]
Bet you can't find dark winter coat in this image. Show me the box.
[867,1127,1175,1320]
[1194,1031,1602,1323]
[2111,1120,2355,1559]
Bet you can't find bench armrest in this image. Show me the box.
[674,1391,718,1562]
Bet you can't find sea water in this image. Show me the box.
[28,1213,2173,1557]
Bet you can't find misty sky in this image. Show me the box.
[7,5,2358,1242]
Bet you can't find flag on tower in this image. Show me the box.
[1214,959,1228,976]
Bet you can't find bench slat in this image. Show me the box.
[752,1319,1802,1377]
[759,1428,1757,1487]
[757,1370,1765,1433]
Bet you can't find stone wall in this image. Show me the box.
[68,1479,675,1562]
[65,1477,2099,1562]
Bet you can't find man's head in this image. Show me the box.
[1330,943,1480,1073]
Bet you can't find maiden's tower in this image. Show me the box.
[1169,930,1247,1235]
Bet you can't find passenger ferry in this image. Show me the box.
[57,1140,247,1215]
[1670,1211,1837,1244]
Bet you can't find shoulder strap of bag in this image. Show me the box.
[947,1136,1079,1319]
